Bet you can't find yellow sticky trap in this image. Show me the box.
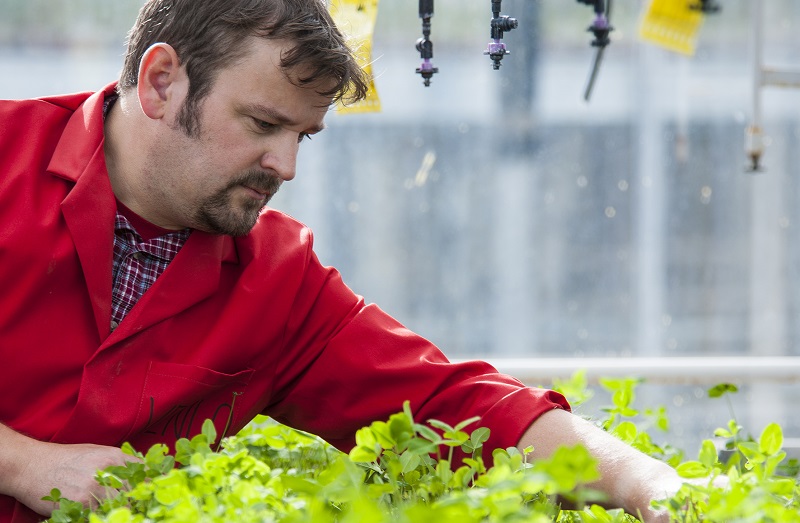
[638,0,704,55]
[329,0,381,114]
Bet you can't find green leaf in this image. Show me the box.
[442,430,469,445]
[407,438,439,455]
[427,419,456,434]
[542,445,601,489]
[708,383,738,398]
[399,450,421,473]
[354,426,377,449]
[453,416,481,432]
[435,459,454,483]
[402,400,415,425]
[470,427,491,446]
[349,445,379,463]
[737,441,764,463]
[120,442,143,459]
[387,413,413,446]
[369,420,395,449]
[95,469,125,489]
[699,439,718,469]
[201,418,218,445]
[714,427,732,438]
[612,388,633,409]
[104,507,134,523]
[462,457,485,474]
[616,407,639,418]
[611,421,637,443]
[675,461,709,478]
[174,437,193,466]
[152,474,187,506]
[758,422,783,456]
[413,423,442,444]
[552,369,594,407]
[767,477,796,496]
[42,488,62,503]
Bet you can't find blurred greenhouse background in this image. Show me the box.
[2,0,799,456]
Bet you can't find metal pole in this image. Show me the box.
[456,356,800,385]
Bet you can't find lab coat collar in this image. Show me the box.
[49,83,238,343]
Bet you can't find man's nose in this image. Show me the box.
[260,132,298,181]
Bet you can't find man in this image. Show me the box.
[0,1,683,521]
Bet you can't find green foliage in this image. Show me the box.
[595,376,682,468]
[44,377,800,523]
[551,370,594,408]
[653,385,800,523]
[658,419,800,522]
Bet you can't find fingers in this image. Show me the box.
[15,441,138,516]
[88,486,122,511]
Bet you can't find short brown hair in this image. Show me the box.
[119,0,369,133]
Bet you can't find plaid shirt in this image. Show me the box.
[111,212,191,330]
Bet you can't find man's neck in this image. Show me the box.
[103,94,136,214]
[103,92,179,231]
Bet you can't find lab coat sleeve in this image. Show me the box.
[265,228,569,464]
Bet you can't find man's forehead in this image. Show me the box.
[213,38,332,128]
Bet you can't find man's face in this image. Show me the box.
[141,37,331,236]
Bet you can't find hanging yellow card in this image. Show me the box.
[329,0,381,113]
[638,0,704,55]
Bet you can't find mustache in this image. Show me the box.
[229,170,283,196]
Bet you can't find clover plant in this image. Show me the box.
[44,375,800,523]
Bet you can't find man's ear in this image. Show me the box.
[137,43,183,120]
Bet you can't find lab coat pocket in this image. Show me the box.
[125,361,255,452]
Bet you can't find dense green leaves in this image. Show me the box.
[45,380,800,523]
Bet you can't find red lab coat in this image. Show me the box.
[0,84,568,522]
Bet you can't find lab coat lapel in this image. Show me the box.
[104,231,233,345]
[51,88,116,342]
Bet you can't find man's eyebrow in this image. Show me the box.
[240,102,325,133]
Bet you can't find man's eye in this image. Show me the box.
[298,132,313,144]
[253,118,276,131]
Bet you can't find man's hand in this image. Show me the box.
[0,424,138,516]
[518,409,687,523]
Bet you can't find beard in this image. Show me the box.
[194,170,282,237]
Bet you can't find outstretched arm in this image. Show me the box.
[518,409,682,523]
[0,423,137,516]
